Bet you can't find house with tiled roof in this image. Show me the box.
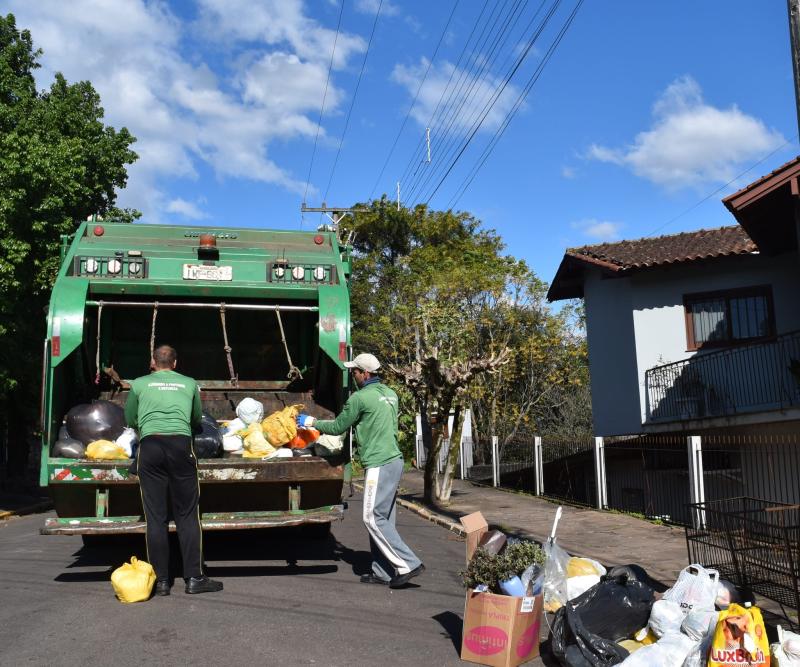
[548,156,800,436]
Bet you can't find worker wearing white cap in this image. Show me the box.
[296,353,424,588]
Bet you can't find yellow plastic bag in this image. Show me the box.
[111,556,156,603]
[86,439,129,460]
[708,603,769,667]
[261,404,304,446]
[567,556,605,577]
[242,422,276,458]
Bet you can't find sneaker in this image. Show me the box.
[390,564,425,589]
[185,576,223,594]
[359,573,390,585]
[154,580,171,596]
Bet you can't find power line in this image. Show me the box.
[367,0,460,201]
[404,0,536,204]
[323,0,384,203]
[416,0,565,206]
[303,0,345,216]
[396,2,493,191]
[640,137,797,238]
[448,0,584,208]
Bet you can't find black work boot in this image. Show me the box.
[389,564,425,589]
[155,580,171,596]
[185,576,223,594]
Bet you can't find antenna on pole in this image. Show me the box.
[426,127,431,163]
[396,182,401,211]
[300,203,366,237]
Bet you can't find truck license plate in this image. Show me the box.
[182,264,233,281]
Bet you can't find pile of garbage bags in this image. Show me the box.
[52,401,135,460]
[52,397,343,462]
[534,505,785,667]
[219,398,343,460]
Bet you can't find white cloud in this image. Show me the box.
[561,166,576,179]
[572,219,623,242]
[6,0,365,220]
[587,76,786,190]
[391,58,521,134]
[165,198,208,220]
[355,0,400,17]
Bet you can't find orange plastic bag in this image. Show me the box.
[708,603,770,667]
[288,428,320,449]
[111,556,156,603]
[261,404,304,446]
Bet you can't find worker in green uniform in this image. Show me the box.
[297,353,424,588]
[125,344,223,596]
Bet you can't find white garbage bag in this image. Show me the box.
[661,564,719,615]
[222,434,243,452]
[648,599,684,638]
[115,427,138,457]
[222,418,245,435]
[235,398,264,425]
[772,625,800,666]
[681,610,718,667]
[567,574,601,601]
[621,633,697,667]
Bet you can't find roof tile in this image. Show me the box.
[566,226,756,271]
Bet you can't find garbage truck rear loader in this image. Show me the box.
[40,222,351,538]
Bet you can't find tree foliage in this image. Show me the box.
[343,198,590,505]
[0,14,138,479]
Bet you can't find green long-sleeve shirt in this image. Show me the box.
[315,381,402,469]
[124,369,202,438]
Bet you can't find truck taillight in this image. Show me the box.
[52,317,61,357]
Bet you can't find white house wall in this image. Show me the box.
[630,252,800,425]
[583,270,642,435]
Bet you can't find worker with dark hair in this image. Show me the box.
[125,344,223,596]
[297,352,424,588]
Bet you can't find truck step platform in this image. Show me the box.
[41,505,343,534]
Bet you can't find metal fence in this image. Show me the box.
[463,432,800,530]
[645,329,800,422]
[603,435,691,526]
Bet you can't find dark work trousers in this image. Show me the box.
[137,434,203,581]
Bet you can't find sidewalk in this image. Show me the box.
[396,469,691,588]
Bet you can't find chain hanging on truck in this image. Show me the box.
[149,301,159,362]
[94,301,104,385]
[219,303,239,387]
[275,310,303,381]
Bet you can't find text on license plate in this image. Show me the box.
[182,264,233,281]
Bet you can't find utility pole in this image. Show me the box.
[300,203,365,232]
[396,182,401,210]
[788,0,800,138]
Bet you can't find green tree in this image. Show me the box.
[0,14,138,482]
[344,198,591,505]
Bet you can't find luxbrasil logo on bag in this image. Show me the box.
[709,647,766,663]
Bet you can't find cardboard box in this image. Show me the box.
[461,590,543,667]
[459,512,543,666]
[460,511,488,564]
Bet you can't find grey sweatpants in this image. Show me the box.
[363,457,422,581]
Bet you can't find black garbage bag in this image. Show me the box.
[65,400,126,444]
[606,564,665,593]
[551,574,655,667]
[193,414,223,458]
[52,436,86,459]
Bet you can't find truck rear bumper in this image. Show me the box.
[41,504,344,535]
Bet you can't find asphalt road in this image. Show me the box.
[0,491,493,666]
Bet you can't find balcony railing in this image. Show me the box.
[645,330,800,423]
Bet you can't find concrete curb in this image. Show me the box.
[352,481,466,537]
[0,500,53,521]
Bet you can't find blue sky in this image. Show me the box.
[7,0,797,287]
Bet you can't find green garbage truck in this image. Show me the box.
[40,220,352,538]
